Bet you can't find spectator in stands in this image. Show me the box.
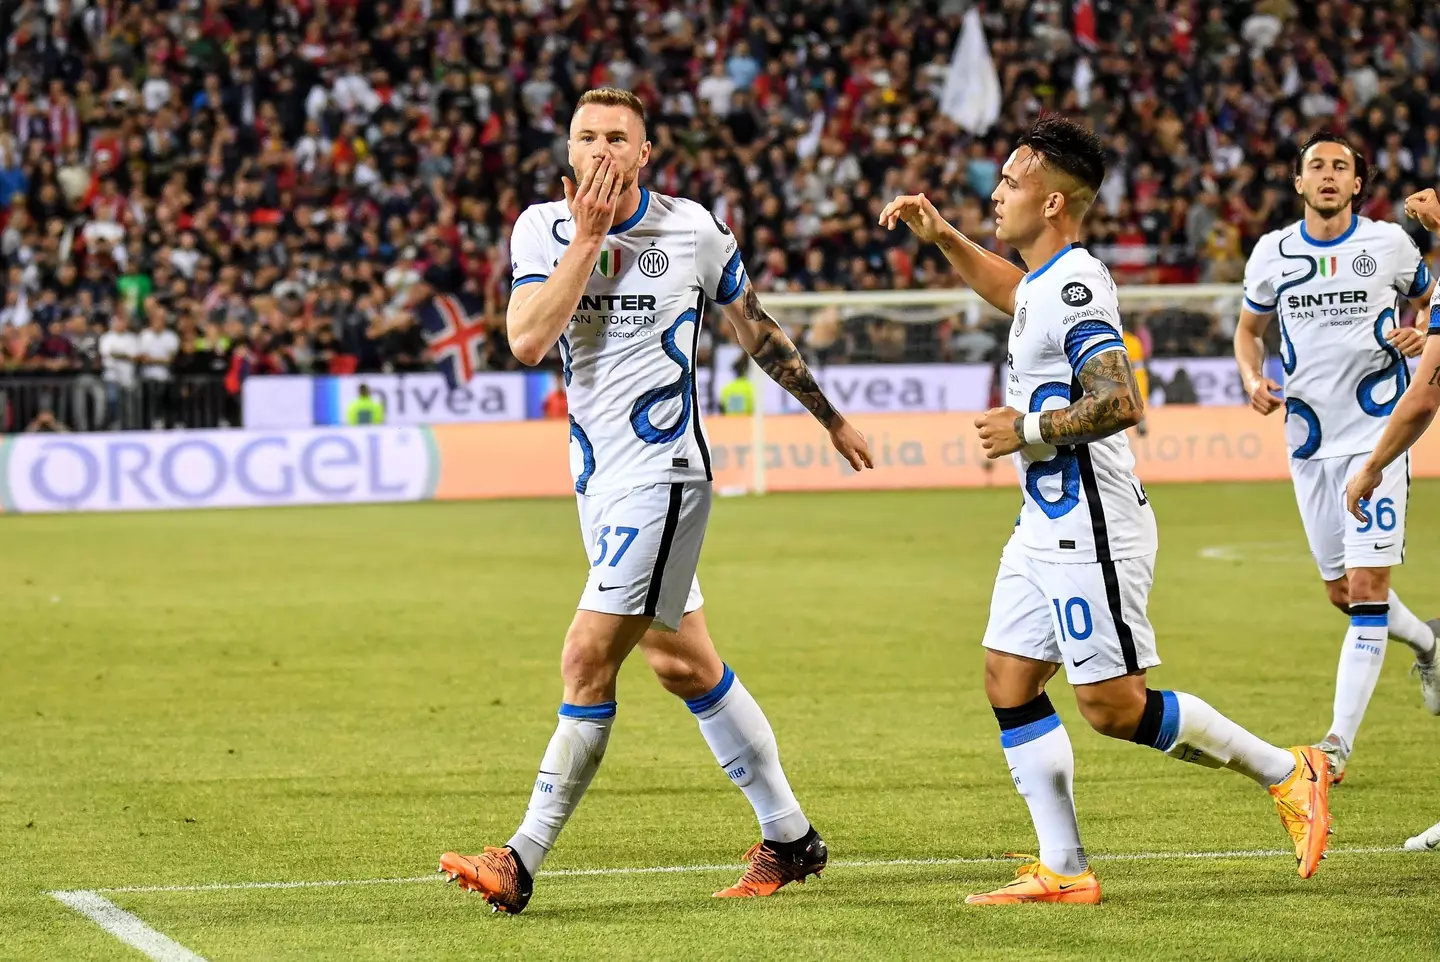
[0,0,1438,437]
[98,313,137,427]
[138,300,180,428]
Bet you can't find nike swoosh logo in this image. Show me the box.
[1301,755,1318,783]
[1375,543,1395,550]
[538,770,560,776]
[1358,636,1386,643]
[1071,653,1098,667]
[1058,882,1078,890]
[597,584,627,592]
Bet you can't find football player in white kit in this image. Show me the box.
[882,117,1333,904]
[1342,186,1440,851]
[1235,134,1440,786]
[438,89,873,913]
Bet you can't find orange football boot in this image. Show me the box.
[439,846,533,913]
[713,830,827,898]
[965,855,1101,905]
[1269,746,1334,879]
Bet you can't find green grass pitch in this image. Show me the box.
[4,482,1440,961]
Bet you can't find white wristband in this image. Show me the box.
[1022,412,1045,445]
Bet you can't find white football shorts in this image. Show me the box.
[1289,451,1408,582]
[982,536,1161,685]
[576,481,708,632]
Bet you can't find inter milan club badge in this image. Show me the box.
[595,248,621,278]
[639,247,669,278]
[1015,306,1027,336]
[1353,252,1377,277]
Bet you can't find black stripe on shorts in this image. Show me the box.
[1073,443,1140,673]
[643,483,685,617]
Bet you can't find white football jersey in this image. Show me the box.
[510,188,747,494]
[1006,244,1158,564]
[1242,215,1430,460]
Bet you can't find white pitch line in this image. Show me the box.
[51,890,208,962]
[64,845,1408,896]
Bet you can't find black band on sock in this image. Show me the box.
[1350,602,1389,617]
[992,692,1056,731]
[1130,688,1167,747]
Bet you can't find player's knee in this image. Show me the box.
[983,655,1050,707]
[559,635,621,701]
[649,651,712,700]
[1347,568,1389,602]
[1075,687,1146,740]
[1324,579,1350,612]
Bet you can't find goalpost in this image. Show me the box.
[727,284,1249,496]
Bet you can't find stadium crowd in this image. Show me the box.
[1,0,1439,429]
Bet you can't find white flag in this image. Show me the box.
[1073,56,1095,109]
[940,8,1002,134]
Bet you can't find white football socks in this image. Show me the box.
[1387,591,1436,661]
[508,703,615,875]
[998,703,1087,877]
[1328,604,1388,753]
[687,666,809,844]
[1146,690,1296,787]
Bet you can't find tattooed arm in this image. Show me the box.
[727,286,839,427]
[975,347,1143,459]
[719,286,873,470]
[1346,332,1440,518]
[1031,348,1144,445]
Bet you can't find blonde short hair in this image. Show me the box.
[574,87,647,129]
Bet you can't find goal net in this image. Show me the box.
[709,284,1249,494]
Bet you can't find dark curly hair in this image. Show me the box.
[1016,115,1108,200]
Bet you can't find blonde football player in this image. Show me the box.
[437,89,872,913]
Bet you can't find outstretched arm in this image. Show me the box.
[879,193,1024,314]
[719,286,873,470]
[1346,332,1440,519]
[976,348,1143,458]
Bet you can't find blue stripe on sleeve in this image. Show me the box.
[1063,320,1123,366]
[1407,261,1432,298]
[1244,295,1276,314]
[1350,613,1388,628]
[1072,339,1127,373]
[511,273,548,289]
[715,268,748,305]
[715,248,745,303]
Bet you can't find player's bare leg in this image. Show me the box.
[639,608,826,898]
[439,610,651,914]
[1070,672,1331,879]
